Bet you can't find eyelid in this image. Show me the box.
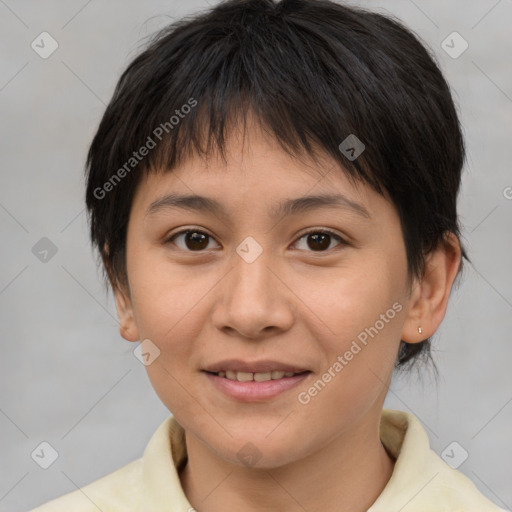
[295,227,346,242]
[292,227,347,251]
[166,226,220,250]
[165,226,347,252]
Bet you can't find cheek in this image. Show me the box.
[126,257,207,384]
[298,262,405,392]
[293,283,403,435]
[127,245,207,338]
[302,260,403,340]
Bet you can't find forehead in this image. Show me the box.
[135,120,379,218]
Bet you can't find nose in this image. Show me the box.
[211,247,296,339]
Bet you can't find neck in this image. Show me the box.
[179,410,395,512]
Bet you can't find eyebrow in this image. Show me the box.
[145,193,371,220]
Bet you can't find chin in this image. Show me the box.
[212,434,306,470]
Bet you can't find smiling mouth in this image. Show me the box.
[205,370,311,382]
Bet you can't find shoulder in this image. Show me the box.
[425,460,506,511]
[28,415,184,512]
[28,458,143,511]
[371,409,506,511]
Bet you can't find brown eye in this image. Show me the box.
[294,230,345,252]
[169,230,219,251]
[307,233,331,251]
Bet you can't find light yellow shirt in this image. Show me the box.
[29,409,505,511]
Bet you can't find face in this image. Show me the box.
[116,118,420,468]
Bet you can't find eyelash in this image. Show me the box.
[165,227,347,253]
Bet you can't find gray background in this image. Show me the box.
[0,0,511,510]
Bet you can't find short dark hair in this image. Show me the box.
[85,0,468,369]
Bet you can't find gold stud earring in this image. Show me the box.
[418,326,423,334]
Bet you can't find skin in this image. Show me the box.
[114,114,461,512]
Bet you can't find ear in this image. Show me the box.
[103,242,139,342]
[113,284,140,342]
[401,232,461,344]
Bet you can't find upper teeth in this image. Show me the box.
[217,370,298,381]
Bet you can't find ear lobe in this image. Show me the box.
[113,286,139,342]
[401,232,461,344]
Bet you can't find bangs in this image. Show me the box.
[94,3,389,191]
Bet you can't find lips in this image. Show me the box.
[203,359,311,384]
[207,369,308,382]
[203,359,309,375]
[202,359,312,401]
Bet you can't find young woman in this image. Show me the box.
[31,0,505,510]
